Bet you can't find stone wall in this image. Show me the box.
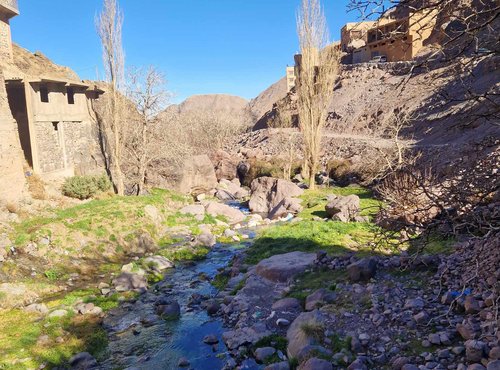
[0,14,12,60]
[63,121,104,176]
[34,120,104,175]
[0,69,25,202]
[33,120,65,173]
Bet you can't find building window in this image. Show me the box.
[67,87,75,105]
[40,85,49,103]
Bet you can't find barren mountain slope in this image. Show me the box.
[167,94,248,115]
[248,77,287,121]
[247,55,499,155]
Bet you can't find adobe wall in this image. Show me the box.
[0,69,26,202]
[0,14,12,60]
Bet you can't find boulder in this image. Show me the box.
[25,303,49,315]
[69,352,98,370]
[249,177,304,215]
[211,150,239,180]
[255,347,276,363]
[223,326,271,350]
[465,340,486,363]
[143,256,174,271]
[305,289,336,311]
[218,178,249,200]
[179,204,205,216]
[256,251,316,283]
[272,297,303,311]
[112,272,148,292]
[298,358,333,370]
[176,155,218,194]
[325,194,360,222]
[487,360,500,370]
[265,362,291,370]
[204,201,245,224]
[268,197,303,219]
[157,301,181,320]
[287,310,326,359]
[347,258,377,282]
[194,232,217,247]
[144,205,163,225]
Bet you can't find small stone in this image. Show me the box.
[413,311,429,324]
[489,347,500,360]
[255,347,276,363]
[404,297,425,310]
[464,297,481,314]
[465,340,486,363]
[48,309,68,318]
[429,333,441,345]
[276,318,290,327]
[178,357,190,367]
[203,334,219,345]
[487,360,500,370]
[467,364,486,370]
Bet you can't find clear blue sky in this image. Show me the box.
[11,0,354,103]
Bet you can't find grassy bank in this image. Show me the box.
[245,186,384,264]
[0,189,227,370]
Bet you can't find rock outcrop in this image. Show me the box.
[175,155,218,195]
[249,177,304,216]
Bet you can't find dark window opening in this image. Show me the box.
[67,87,75,104]
[52,122,59,131]
[40,85,49,103]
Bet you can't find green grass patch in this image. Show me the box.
[287,269,346,305]
[246,186,387,265]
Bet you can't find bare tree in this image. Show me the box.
[296,0,341,189]
[96,0,126,195]
[126,66,170,195]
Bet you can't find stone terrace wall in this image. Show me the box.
[0,69,25,202]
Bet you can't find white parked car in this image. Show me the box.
[370,55,387,63]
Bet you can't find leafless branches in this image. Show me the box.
[96,0,126,195]
[296,0,341,189]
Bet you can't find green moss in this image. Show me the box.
[212,272,230,290]
[254,334,288,353]
[287,269,346,305]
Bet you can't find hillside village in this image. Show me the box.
[0,0,498,370]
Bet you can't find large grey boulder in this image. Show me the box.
[143,256,174,271]
[249,177,304,215]
[217,178,249,200]
[69,352,98,369]
[176,155,218,194]
[204,201,245,224]
[347,258,377,282]
[223,325,271,350]
[179,204,205,216]
[268,197,303,219]
[287,310,327,359]
[112,272,148,292]
[255,251,316,283]
[305,289,336,311]
[325,194,360,222]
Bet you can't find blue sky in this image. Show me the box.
[11,0,354,103]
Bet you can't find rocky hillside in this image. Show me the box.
[248,77,288,122]
[167,94,248,116]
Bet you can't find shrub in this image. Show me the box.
[62,174,112,200]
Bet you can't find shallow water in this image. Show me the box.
[102,236,261,370]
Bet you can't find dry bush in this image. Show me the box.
[376,146,499,237]
[26,174,47,200]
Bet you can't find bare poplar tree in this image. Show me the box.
[296,0,341,189]
[126,66,170,195]
[96,0,126,195]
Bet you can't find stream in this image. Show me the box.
[100,205,262,369]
